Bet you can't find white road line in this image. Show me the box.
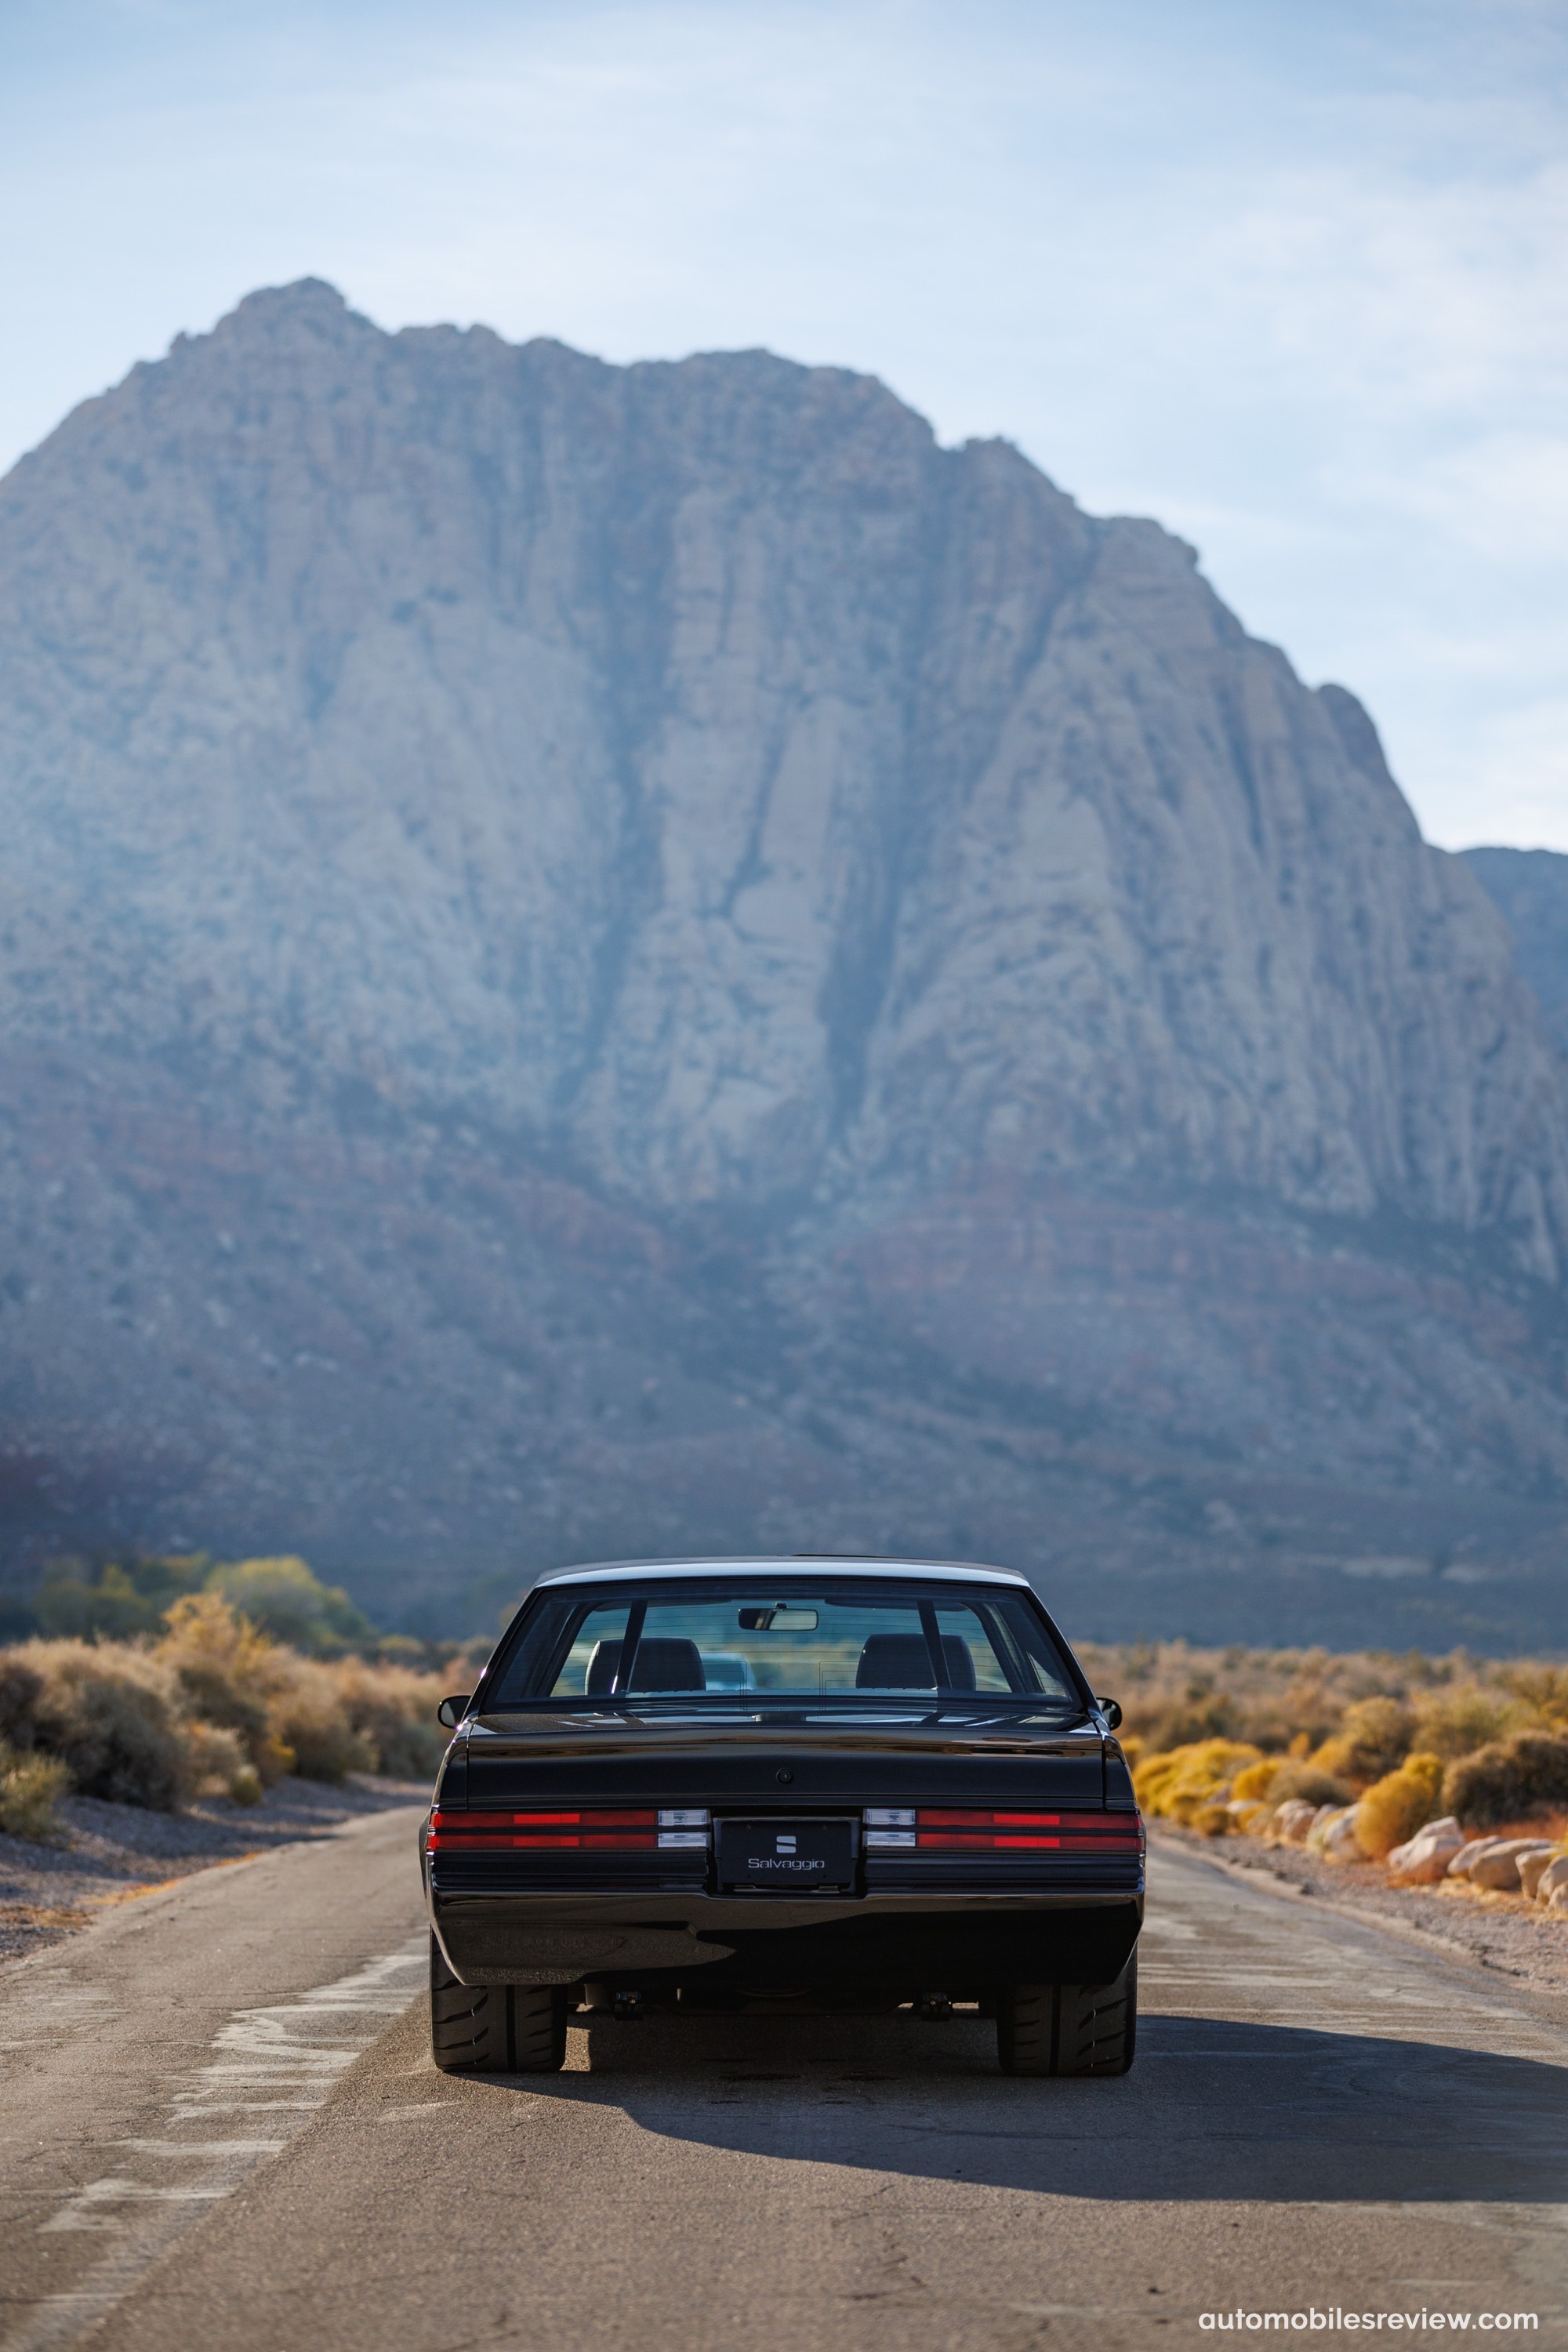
[2,1936,426,2352]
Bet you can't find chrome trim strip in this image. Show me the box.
[532,1557,1032,1589]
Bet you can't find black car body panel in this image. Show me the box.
[421,1559,1144,1998]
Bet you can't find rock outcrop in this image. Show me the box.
[0,280,1566,1640]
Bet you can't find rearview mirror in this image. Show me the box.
[437,1693,471,1729]
[738,1605,818,1632]
[1096,1696,1123,1730]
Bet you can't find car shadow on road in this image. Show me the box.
[494,2009,1568,2204]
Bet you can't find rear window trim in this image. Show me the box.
[474,1577,1092,1715]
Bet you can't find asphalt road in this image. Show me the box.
[1,1816,1565,2352]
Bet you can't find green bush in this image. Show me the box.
[201,1558,373,1654]
[31,1550,377,1655]
[32,1554,207,1640]
[1444,1732,1568,1829]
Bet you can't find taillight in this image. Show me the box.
[428,1806,712,1853]
[428,1807,657,1852]
[863,1806,1144,1853]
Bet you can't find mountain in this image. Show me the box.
[1464,848,1568,1059]
[1,278,1566,1647]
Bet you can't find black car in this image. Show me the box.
[422,1557,1142,2078]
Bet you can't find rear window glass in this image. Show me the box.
[485,1581,1078,1708]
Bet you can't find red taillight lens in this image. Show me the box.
[427,1807,657,1852]
[913,1809,1143,1853]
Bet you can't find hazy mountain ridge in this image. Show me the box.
[2,279,1566,1644]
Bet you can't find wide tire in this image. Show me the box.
[430,1934,568,2074]
[996,1956,1137,2078]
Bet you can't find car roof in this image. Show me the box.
[532,1555,1033,1591]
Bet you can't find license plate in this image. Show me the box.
[716,1818,856,1892]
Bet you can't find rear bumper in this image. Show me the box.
[428,1880,1144,1991]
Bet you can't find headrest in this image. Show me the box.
[586,1636,706,1695]
[855,1632,977,1690]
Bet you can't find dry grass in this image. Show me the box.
[0,1601,451,1813]
[0,1740,71,1841]
[1081,1639,1568,1757]
[1098,1639,1568,1856]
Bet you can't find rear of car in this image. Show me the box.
[421,1558,1142,2077]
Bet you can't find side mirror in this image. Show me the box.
[1096,1697,1123,1730]
[437,1693,471,1730]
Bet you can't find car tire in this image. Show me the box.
[430,1934,568,2074]
[996,1956,1137,2078]
[510,1984,569,2071]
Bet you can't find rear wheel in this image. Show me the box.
[996,1956,1137,2078]
[430,1934,568,2074]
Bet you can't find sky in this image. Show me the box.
[2,0,1565,849]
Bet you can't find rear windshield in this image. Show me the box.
[483,1580,1080,1709]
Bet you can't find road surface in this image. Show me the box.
[0,1812,1564,2351]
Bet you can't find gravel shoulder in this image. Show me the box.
[1156,1820,1568,1993]
[0,1774,430,1962]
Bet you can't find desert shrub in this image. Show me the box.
[1189,1801,1234,1837]
[1134,1740,1263,1827]
[0,1737,70,1840]
[14,1639,191,1808]
[179,1719,255,1802]
[265,1657,373,1783]
[1412,1686,1532,1761]
[0,1656,42,1748]
[1262,1761,1354,1808]
[1444,1732,1568,1830]
[201,1557,373,1654]
[1311,1697,1414,1789]
[1134,1689,1245,1753]
[1230,1752,1352,1808]
[1225,1705,1308,1755]
[1355,1751,1444,1860]
[1497,1664,1568,1729]
[1,1595,441,1810]
[328,1659,446,1779]
[157,1595,293,1783]
[1227,1796,1271,1829]
[1254,1682,1344,1755]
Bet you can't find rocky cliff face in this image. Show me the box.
[1,280,1565,1645]
[1465,848,1568,1058]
